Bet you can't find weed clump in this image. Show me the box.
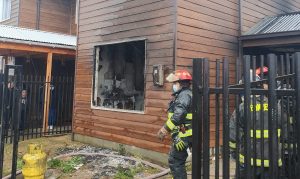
[47,155,83,173]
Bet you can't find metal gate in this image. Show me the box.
[0,65,74,178]
[0,65,23,178]
[192,53,300,178]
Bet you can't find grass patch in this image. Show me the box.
[114,163,160,179]
[48,158,63,168]
[114,166,134,179]
[17,156,24,170]
[47,156,83,173]
[117,144,127,156]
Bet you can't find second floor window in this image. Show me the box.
[0,0,11,21]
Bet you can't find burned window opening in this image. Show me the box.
[92,40,146,112]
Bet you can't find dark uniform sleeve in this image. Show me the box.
[229,103,244,150]
[164,91,192,130]
[171,93,191,126]
[229,109,237,149]
[278,100,288,143]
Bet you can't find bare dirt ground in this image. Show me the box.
[3,135,234,179]
[3,135,168,179]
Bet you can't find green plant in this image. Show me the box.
[47,156,83,173]
[114,164,151,179]
[117,144,127,156]
[48,158,62,168]
[17,156,24,170]
[114,165,134,179]
[62,156,83,173]
[131,163,145,174]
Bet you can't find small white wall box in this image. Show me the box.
[153,64,164,86]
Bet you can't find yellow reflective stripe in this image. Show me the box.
[283,143,298,149]
[250,129,281,138]
[239,154,282,167]
[178,129,192,138]
[229,141,236,149]
[165,119,176,131]
[289,117,293,124]
[186,113,192,120]
[168,112,173,119]
[167,113,192,120]
[250,103,268,111]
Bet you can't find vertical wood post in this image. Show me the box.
[42,52,53,133]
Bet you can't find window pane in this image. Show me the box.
[93,40,146,112]
[0,0,11,21]
[0,0,3,20]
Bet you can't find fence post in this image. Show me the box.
[11,65,23,179]
[243,55,252,179]
[222,58,229,179]
[203,58,210,179]
[215,60,221,179]
[267,54,278,179]
[0,66,9,178]
[192,58,203,179]
[294,52,300,176]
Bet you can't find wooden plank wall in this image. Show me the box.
[74,0,176,153]
[39,0,74,34]
[176,0,300,147]
[19,0,76,35]
[0,0,19,26]
[70,0,77,35]
[19,0,37,29]
[176,0,238,147]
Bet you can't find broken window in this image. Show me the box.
[92,40,146,112]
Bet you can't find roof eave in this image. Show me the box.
[240,30,300,41]
[0,37,76,50]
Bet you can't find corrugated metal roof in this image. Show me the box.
[0,25,76,49]
[244,12,300,35]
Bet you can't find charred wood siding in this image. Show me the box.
[176,0,238,68]
[176,0,300,147]
[18,0,76,35]
[75,0,300,152]
[176,0,300,68]
[0,0,19,26]
[75,0,176,153]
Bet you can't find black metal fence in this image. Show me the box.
[192,52,300,179]
[0,65,74,178]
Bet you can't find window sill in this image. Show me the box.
[91,106,145,114]
[0,18,11,23]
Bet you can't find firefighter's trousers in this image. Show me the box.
[168,136,191,179]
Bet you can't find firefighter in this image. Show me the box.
[230,67,287,178]
[157,69,192,179]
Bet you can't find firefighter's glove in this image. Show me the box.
[174,136,187,151]
[157,127,168,141]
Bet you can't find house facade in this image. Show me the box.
[0,0,77,134]
[73,0,300,161]
[0,0,77,35]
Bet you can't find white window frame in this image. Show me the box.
[91,38,147,114]
[75,0,79,24]
[0,0,11,22]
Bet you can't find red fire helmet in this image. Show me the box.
[166,70,192,82]
[256,66,268,75]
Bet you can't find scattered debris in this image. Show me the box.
[46,145,162,179]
